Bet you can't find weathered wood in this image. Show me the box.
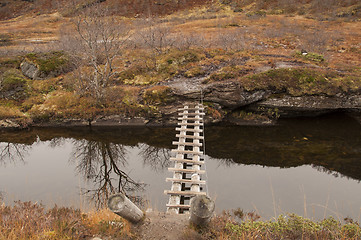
[178,107,204,111]
[178,117,203,121]
[166,204,191,208]
[164,190,207,196]
[166,178,206,184]
[177,122,203,126]
[189,195,215,226]
[108,193,144,223]
[168,168,206,174]
[175,127,203,133]
[169,157,204,165]
[171,149,203,155]
[166,103,207,214]
[176,134,204,139]
[179,112,205,116]
[172,141,202,147]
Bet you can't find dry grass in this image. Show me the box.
[0,201,132,240]
[188,210,361,240]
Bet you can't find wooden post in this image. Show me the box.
[189,195,215,226]
[108,193,144,224]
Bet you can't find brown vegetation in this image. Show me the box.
[0,0,360,126]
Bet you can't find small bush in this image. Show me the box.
[25,51,73,77]
[143,86,175,106]
[184,66,206,78]
[0,69,27,92]
[0,105,24,119]
[242,68,343,96]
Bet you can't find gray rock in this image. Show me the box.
[20,60,39,79]
[203,82,270,109]
[168,78,270,109]
[255,94,361,117]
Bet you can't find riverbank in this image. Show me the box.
[1,2,360,131]
[1,201,360,240]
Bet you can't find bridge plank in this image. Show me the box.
[166,178,206,184]
[168,168,206,174]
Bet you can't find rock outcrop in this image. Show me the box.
[254,94,361,117]
[20,60,40,79]
[166,78,361,123]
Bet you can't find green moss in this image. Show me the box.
[205,65,252,83]
[243,68,344,96]
[25,51,71,76]
[295,51,325,63]
[143,86,175,106]
[160,49,206,66]
[1,69,27,91]
[184,66,206,78]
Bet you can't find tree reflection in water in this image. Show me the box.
[139,144,171,171]
[70,140,145,208]
[0,143,29,166]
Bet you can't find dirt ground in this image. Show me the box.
[133,211,190,240]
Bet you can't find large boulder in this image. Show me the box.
[20,60,40,79]
[168,78,270,109]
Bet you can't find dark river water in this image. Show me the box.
[1,113,360,221]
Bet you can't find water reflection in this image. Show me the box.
[0,143,30,166]
[0,113,360,217]
[139,144,171,171]
[70,140,145,208]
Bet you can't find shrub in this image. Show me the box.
[0,69,27,92]
[242,68,343,96]
[24,51,73,77]
[143,86,175,106]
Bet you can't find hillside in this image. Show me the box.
[0,0,360,129]
[0,0,360,20]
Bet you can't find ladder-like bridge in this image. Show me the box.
[165,104,206,214]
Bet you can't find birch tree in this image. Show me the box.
[73,6,129,101]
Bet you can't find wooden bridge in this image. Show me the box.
[165,104,207,214]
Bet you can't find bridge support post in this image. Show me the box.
[189,195,215,226]
[108,193,144,224]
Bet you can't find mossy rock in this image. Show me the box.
[143,86,175,106]
[0,69,28,100]
[21,51,73,79]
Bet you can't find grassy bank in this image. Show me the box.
[0,201,133,240]
[1,201,361,239]
[189,211,361,239]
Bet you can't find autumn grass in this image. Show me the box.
[187,210,361,240]
[0,201,133,240]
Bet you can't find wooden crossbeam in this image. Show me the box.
[169,157,204,165]
[178,112,205,116]
[166,178,206,185]
[178,117,203,121]
[164,190,207,196]
[171,149,203,155]
[166,204,191,208]
[172,141,202,147]
[177,122,203,126]
[178,107,204,111]
[176,134,204,139]
[168,168,206,174]
[175,127,203,133]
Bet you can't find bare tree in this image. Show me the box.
[70,140,144,208]
[139,143,171,172]
[68,5,130,101]
[0,143,29,166]
[133,17,174,54]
